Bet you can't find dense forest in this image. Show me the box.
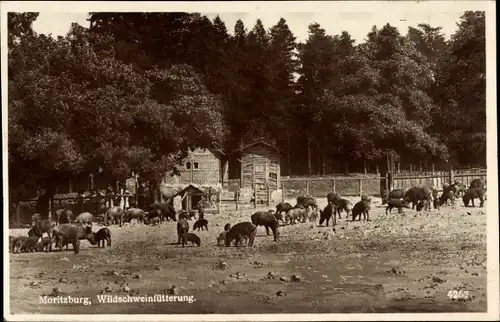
[8,12,486,200]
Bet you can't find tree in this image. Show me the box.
[88,12,236,147]
[432,11,486,166]
[267,18,299,167]
[407,23,447,72]
[361,24,448,164]
[296,23,338,174]
[9,17,228,217]
[7,12,39,47]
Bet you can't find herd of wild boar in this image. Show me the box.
[9,179,486,255]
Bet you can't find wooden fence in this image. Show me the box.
[221,176,385,213]
[392,168,487,192]
[219,190,265,212]
[9,168,487,224]
[278,167,487,203]
[281,175,384,201]
[9,190,222,226]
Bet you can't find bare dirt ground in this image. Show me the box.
[9,197,487,314]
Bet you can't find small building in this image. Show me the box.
[231,140,282,205]
[163,147,228,186]
[170,184,218,214]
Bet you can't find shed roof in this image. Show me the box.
[232,140,282,153]
[172,184,206,198]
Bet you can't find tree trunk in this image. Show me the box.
[49,195,54,220]
[363,159,367,174]
[36,183,56,220]
[36,190,50,219]
[155,182,160,203]
[322,138,327,175]
[386,151,390,174]
[287,128,291,176]
[307,132,312,176]
[314,144,318,175]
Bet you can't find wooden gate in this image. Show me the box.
[254,183,269,206]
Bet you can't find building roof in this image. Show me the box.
[232,140,282,153]
[187,146,226,159]
[172,184,206,198]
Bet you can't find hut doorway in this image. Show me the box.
[191,194,202,211]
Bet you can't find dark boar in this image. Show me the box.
[149,202,176,222]
[52,224,96,254]
[181,232,201,247]
[383,189,405,205]
[29,219,54,252]
[335,199,352,219]
[439,186,455,207]
[319,203,336,227]
[176,218,189,244]
[326,192,341,206]
[296,195,318,210]
[416,200,426,212]
[37,236,53,252]
[275,202,293,219]
[351,200,371,221]
[385,199,411,215]
[251,211,279,242]
[193,218,208,232]
[469,179,485,190]
[225,222,257,247]
[93,228,111,248]
[124,208,146,224]
[463,187,485,207]
[403,186,433,210]
[13,236,39,253]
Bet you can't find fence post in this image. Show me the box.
[431,164,436,188]
[359,179,363,197]
[253,190,257,209]
[235,190,239,211]
[15,202,20,224]
[48,196,53,221]
[281,182,285,203]
[218,191,221,214]
[306,180,310,195]
[332,179,336,192]
[267,185,271,207]
[449,166,454,184]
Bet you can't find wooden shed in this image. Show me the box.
[170,184,205,213]
[232,140,281,205]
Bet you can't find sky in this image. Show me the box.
[32,11,466,44]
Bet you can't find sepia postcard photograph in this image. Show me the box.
[2,1,499,321]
